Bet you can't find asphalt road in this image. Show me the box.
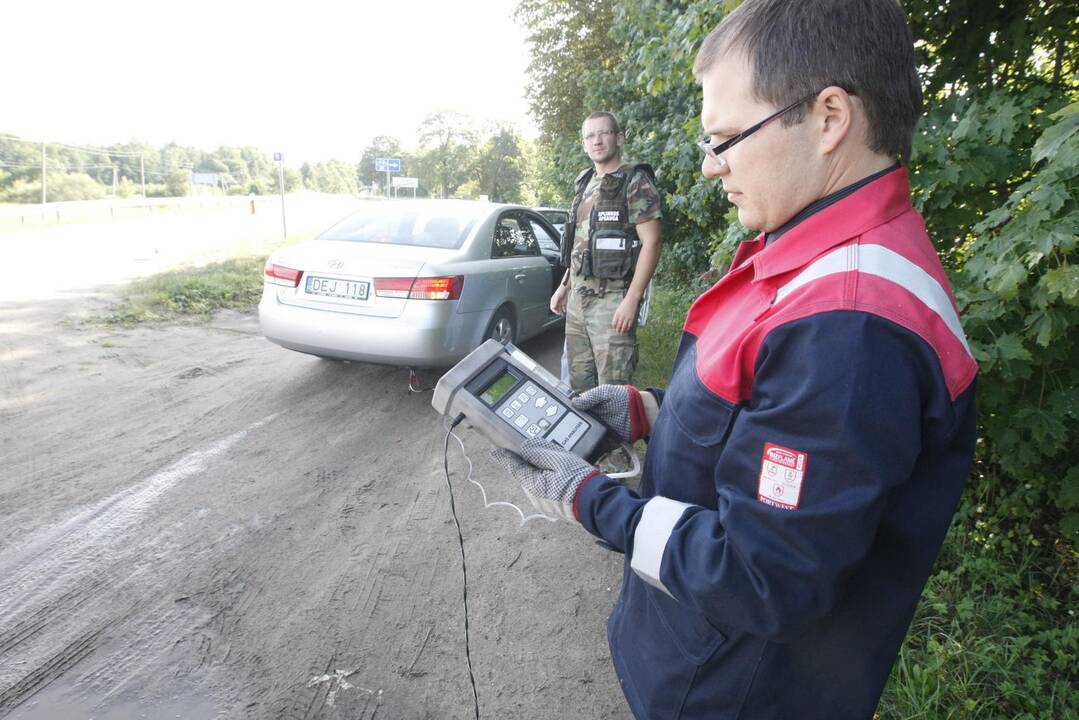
[0,202,630,719]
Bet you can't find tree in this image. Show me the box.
[284,167,302,193]
[519,137,566,206]
[358,135,402,188]
[515,0,619,189]
[474,127,524,202]
[166,170,190,197]
[416,111,477,198]
[307,160,358,195]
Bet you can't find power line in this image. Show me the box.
[2,155,202,173]
[56,142,144,157]
[2,163,121,170]
[0,133,147,157]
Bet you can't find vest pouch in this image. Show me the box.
[590,229,633,280]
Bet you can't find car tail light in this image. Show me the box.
[374,276,464,300]
[372,277,414,299]
[264,261,302,288]
[411,276,464,300]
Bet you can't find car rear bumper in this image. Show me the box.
[258,290,481,367]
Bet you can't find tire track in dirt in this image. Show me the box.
[3,291,626,718]
[0,414,280,713]
[242,384,468,718]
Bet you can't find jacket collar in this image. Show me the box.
[749,167,913,282]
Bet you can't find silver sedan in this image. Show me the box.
[258,200,564,367]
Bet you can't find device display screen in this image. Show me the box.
[479,370,518,407]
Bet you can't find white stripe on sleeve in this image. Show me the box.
[774,243,971,355]
[630,496,694,598]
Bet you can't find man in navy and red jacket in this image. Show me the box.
[494,1,978,718]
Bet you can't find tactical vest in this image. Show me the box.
[560,163,656,281]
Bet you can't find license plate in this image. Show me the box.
[305,275,369,300]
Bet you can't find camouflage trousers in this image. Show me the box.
[565,286,638,393]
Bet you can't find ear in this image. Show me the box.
[815,86,855,155]
[616,132,625,148]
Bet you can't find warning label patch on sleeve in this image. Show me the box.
[757,443,808,510]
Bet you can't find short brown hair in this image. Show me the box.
[694,0,922,163]
[582,111,622,136]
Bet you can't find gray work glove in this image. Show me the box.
[570,385,650,443]
[491,438,602,522]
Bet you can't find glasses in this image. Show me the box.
[582,129,617,142]
[697,91,819,164]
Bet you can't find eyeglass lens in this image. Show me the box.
[583,130,614,141]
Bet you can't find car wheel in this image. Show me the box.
[484,307,516,345]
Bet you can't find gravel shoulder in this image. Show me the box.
[0,255,630,718]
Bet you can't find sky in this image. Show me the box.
[2,0,537,166]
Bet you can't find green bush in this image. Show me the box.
[957,102,1079,542]
[880,525,1078,719]
[0,172,106,202]
[105,256,266,325]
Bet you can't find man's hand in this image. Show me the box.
[571,385,650,442]
[550,283,569,315]
[491,438,601,521]
[611,293,640,334]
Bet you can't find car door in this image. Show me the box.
[492,211,549,338]
[525,212,565,301]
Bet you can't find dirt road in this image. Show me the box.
[0,207,631,719]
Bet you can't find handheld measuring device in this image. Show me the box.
[432,339,610,463]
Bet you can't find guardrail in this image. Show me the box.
[0,196,258,229]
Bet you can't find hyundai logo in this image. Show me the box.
[327,259,344,269]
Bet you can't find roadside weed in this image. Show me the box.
[635,284,697,389]
[104,255,266,325]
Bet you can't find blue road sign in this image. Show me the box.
[376,158,402,173]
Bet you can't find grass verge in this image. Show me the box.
[104,255,266,325]
[634,284,697,389]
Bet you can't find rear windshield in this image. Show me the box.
[317,205,477,249]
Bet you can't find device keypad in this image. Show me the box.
[497,380,567,438]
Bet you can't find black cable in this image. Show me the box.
[444,413,481,720]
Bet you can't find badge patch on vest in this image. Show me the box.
[757,443,807,510]
[597,210,621,222]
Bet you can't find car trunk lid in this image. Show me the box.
[270,241,453,318]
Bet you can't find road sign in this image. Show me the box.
[376,158,402,173]
[274,152,283,162]
[391,176,418,188]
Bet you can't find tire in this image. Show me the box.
[484,306,516,345]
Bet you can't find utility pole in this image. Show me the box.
[140,153,146,198]
[40,141,46,204]
[112,166,118,196]
[275,152,287,239]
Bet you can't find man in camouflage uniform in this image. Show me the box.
[551,111,662,393]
